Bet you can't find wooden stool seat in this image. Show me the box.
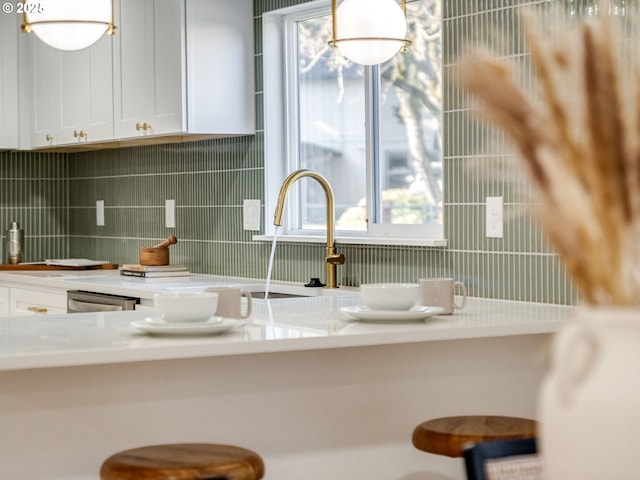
[100,443,265,480]
[412,415,537,458]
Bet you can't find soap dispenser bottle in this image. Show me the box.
[6,221,24,265]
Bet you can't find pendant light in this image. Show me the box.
[21,0,115,51]
[329,0,410,65]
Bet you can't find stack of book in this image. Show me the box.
[120,264,191,278]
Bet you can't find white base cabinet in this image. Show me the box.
[0,282,67,316]
[0,283,155,317]
[0,287,9,317]
[9,287,67,316]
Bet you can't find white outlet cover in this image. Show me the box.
[243,199,261,231]
[96,200,105,226]
[486,196,504,238]
[165,199,176,228]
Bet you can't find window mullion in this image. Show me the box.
[365,65,381,227]
[284,15,302,231]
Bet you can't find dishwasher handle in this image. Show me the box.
[68,299,124,313]
[66,290,139,313]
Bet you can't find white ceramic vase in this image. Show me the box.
[538,308,640,479]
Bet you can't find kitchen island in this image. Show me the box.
[0,271,572,480]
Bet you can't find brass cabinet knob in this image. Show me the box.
[45,134,53,142]
[74,130,87,138]
[27,306,48,314]
[136,122,152,131]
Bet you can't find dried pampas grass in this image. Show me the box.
[459,8,640,306]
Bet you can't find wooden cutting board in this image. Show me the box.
[0,263,119,271]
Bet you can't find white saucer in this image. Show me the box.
[130,316,243,336]
[339,305,445,323]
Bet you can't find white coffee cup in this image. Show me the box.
[206,287,253,319]
[419,278,467,314]
[153,291,218,323]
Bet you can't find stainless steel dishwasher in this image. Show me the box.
[67,290,139,313]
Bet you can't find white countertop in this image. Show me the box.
[0,269,574,371]
[0,270,266,299]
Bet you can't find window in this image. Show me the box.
[263,0,443,243]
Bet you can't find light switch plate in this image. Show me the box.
[486,196,504,238]
[243,199,261,231]
[165,199,176,228]
[96,200,105,226]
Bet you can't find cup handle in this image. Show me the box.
[453,281,467,310]
[240,290,253,319]
[555,325,599,407]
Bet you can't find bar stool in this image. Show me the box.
[100,443,265,480]
[412,415,537,457]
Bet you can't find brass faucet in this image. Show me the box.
[273,169,345,288]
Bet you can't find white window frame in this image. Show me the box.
[259,0,446,247]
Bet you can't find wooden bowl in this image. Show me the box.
[139,247,170,266]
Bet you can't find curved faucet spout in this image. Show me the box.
[273,169,345,288]
[274,169,337,242]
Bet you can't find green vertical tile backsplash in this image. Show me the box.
[0,151,68,262]
[3,0,611,305]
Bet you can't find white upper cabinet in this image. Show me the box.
[18,0,254,149]
[113,0,184,138]
[113,0,255,140]
[0,14,19,149]
[23,33,114,148]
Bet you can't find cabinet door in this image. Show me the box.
[28,38,61,147]
[113,0,185,139]
[185,0,255,136]
[0,15,19,149]
[59,34,114,144]
[0,286,9,317]
[10,287,67,316]
[25,34,113,148]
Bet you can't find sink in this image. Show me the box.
[152,282,358,299]
[243,284,357,299]
[250,291,309,299]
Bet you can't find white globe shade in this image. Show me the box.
[336,0,407,65]
[26,0,112,51]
